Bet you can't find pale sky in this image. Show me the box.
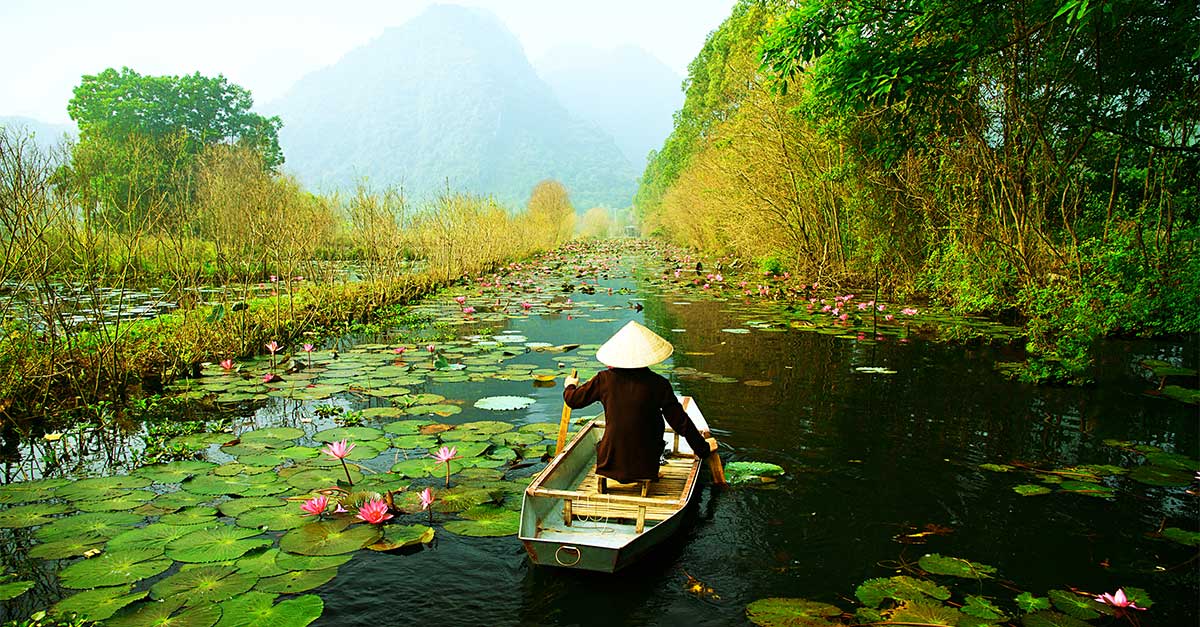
[0,0,737,124]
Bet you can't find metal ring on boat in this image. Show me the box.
[554,545,582,567]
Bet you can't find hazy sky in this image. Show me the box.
[0,0,737,124]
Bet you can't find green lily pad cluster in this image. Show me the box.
[745,553,1153,627]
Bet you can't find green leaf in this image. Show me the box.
[1015,591,1051,612]
[979,463,1014,472]
[1013,484,1053,496]
[919,553,997,579]
[279,519,381,555]
[53,585,148,621]
[273,552,352,571]
[28,535,106,560]
[106,596,223,627]
[1121,586,1153,609]
[108,522,218,553]
[1047,589,1099,619]
[214,592,323,627]
[368,524,435,551]
[0,502,73,528]
[37,511,145,542]
[1162,527,1200,546]
[150,566,258,604]
[59,549,172,588]
[745,598,842,627]
[887,599,960,626]
[855,576,950,608]
[0,579,34,601]
[166,526,272,563]
[473,395,536,411]
[962,595,1007,621]
[725,461,785,485]
[234,548,288,578]
[254,568,338,594]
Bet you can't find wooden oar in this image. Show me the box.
[680,397,726,486]
[554,369,578,455]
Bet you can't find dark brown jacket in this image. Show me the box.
[563,367,711,483]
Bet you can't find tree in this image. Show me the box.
[67,67,283,229]
[579,207,613,238]
[525,179,576,245]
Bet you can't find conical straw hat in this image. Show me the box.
[595,321,673,368]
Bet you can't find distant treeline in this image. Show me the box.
[0,66,584,428]
[636,0,1198,382]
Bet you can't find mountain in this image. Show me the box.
[536,45,684,170]
[0,116,77,150]
[266,4,637,208]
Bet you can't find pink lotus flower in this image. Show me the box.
[262,373,280,383]
[300,495,328,517]
[393,346,407,355]
[885,314,895,321]
[303,343,314,353]
[269,275,278,283]
[419,487,434,511]
[426,344,436,353]
[454,295,466,305]
[322,439,355,460]
[901,308,919,316]
[265,341,279,354]
[433,446,459,464]
[521,302,532,310]
[356,498,393,524]
[878,304,886,311]
[1094,589,1144,610]
[462,306,476,314]
[220,359,234,370]
[433,446,460,487]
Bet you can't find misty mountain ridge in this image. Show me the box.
[266,4,637,208]
[0,116,78,150]
[535,44,683,170]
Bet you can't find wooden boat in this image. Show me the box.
[519,395,710,573]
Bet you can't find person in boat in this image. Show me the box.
[563,321,718,484]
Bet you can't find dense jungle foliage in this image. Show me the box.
[636,0,1199,382]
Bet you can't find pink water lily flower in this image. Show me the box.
[265,341,279,354]
[426,344,436,353]
[463,306,476,314]
[300,495,328,517]
[521,302,532,310]
[454,295,466,305]
[303,343,314,353]
[1095,588,1144,610]
[322,439,355,460]
[356,498,393,524]
[419,487,435,511]
[901,307,919,316]
[393,346,407,355]
[220,359,234,370]
[433,446,459,464]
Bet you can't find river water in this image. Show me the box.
[1,241,1196,626]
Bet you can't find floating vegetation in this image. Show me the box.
[745,553,1150,627]
[725,461,785,486]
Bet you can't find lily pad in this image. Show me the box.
[279,519,381,556]
[0,502,72,528]
[28,535,106,559]
[1047,589,1099,620]
[1129,465,1195,486]
[151,565,258,604]
[57,476,152,500]
[745,598,843,627]
[962,595,1007,621]
[1162,526,1200,546]
[725,461,785,485]
[0,579,34,601]
[312,426,384,443]
[1015,592,1052,612]
[1013,484,1053,496]
[218,497,288,518]
[273,552,352,571]
[53,585,148,621]
[888,599,961,626]
[474,396,536,411]
[918,553,996,579]
[443,505,519,536]
[59,548,173,588]
[255,568,338,594]
[106,596,223,627]
[855,576,950,608]
[160,506,220,526]
[37,511,145,542]
[135,461,217,484]
[108,522,217,553]
[236,506,308,531]
[368,524,435,551]
[242,427,304,442]
[213,591,323,627]
[167,526,272,563]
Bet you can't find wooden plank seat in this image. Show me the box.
[535,455,696,533]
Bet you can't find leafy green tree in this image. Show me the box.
[67,67,282,229]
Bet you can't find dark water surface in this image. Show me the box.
[2,245,1197,626]
[315,272,1198,625]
